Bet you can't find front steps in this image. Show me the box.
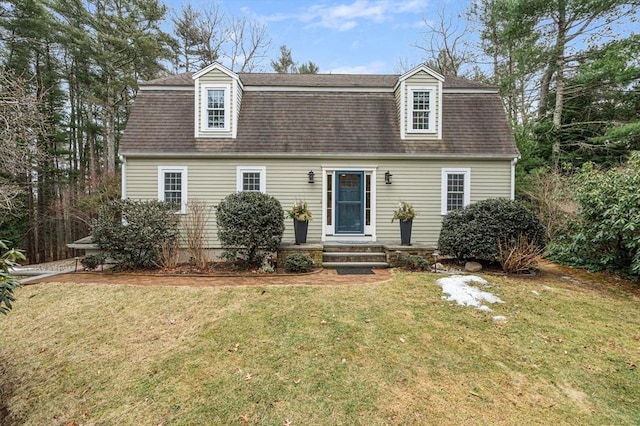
[322,244,388,269]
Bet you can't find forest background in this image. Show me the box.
[0,0,638,269]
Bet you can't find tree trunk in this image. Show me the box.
[551,4,567,166]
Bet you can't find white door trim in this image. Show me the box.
[321,167,377,242]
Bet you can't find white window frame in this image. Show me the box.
[236,166,266,193]
[201,84,231,132]
[408,87,436,133]
[158,166,188,214]
[441,168,470,215]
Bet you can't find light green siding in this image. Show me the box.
[125,157,512,248]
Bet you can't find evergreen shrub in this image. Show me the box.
[92,199,179,269]
[284,252,314,273]
[400,254,430,271]
[216,192,285,266]
[438,198,545,263]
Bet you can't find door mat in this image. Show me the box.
[336,268,374,275]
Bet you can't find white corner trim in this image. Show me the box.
[437,82,443,140]
[232,79,239,139]
[157,166,188,214]
[399,81,406,140]
[236,166,267,193]
[441,168,471,216]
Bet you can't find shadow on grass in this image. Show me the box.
[0,360,22,426]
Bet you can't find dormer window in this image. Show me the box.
[409,88,435,133]
[200,84,230,132]
[207,89,226,128]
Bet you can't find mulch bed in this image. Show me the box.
[32,268,394,287]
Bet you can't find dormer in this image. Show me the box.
[395,65,444,140]
[192,62,242,138]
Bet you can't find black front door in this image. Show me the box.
[335,171,364,234]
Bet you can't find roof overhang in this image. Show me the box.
[119,151,519,160]
[398,65,445,83]
[138,86,499,94]
[192,62,238,80]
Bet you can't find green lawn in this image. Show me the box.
[1,267,639,425]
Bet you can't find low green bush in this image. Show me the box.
[81,254,106,270]
[438,198,545,263]
[284,253,314,273]
[400,254,431,271]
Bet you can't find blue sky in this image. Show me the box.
[164,0,465,74]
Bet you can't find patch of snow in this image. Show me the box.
[493,315,507,321]
[436,275,504,312]
[531,290,540,296]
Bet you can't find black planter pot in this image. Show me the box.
[400,219,412,246]
[294,219,309,245]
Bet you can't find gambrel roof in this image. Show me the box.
[120,72,518,158]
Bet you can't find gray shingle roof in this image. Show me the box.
[142,72,496,90]
[122,73,517,158]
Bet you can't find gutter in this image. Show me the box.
[511,157,519,200]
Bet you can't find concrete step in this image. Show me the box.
[322,261,389,269]
[323,252,387,263]
[322,244,385,253]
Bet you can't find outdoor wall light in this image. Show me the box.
[308,170,315,184]
[384,171,393,185]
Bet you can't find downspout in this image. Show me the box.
[510,157,518,200]
[120,155,127,200]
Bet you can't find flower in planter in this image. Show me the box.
[391,201,416,222]
[288,200,313,222]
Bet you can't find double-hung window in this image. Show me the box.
[237,166,266,193]
[409,88,435,132]
[441,168,470,215]
[201,84,230,132]
[207,89,225,129]
[158,166,187,213]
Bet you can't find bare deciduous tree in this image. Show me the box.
[172,2,272,73]
[0,70,45,212]
[225,16,271,72]
[415,8,476,76]
[183,199,212,270]
[194,3,227,67]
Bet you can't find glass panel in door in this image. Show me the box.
[336,172,364,234]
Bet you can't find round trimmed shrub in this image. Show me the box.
[216,192,285,266]
[438,198,545,262]
[284,252,314,273]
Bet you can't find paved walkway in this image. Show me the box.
[31,268,394,287]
